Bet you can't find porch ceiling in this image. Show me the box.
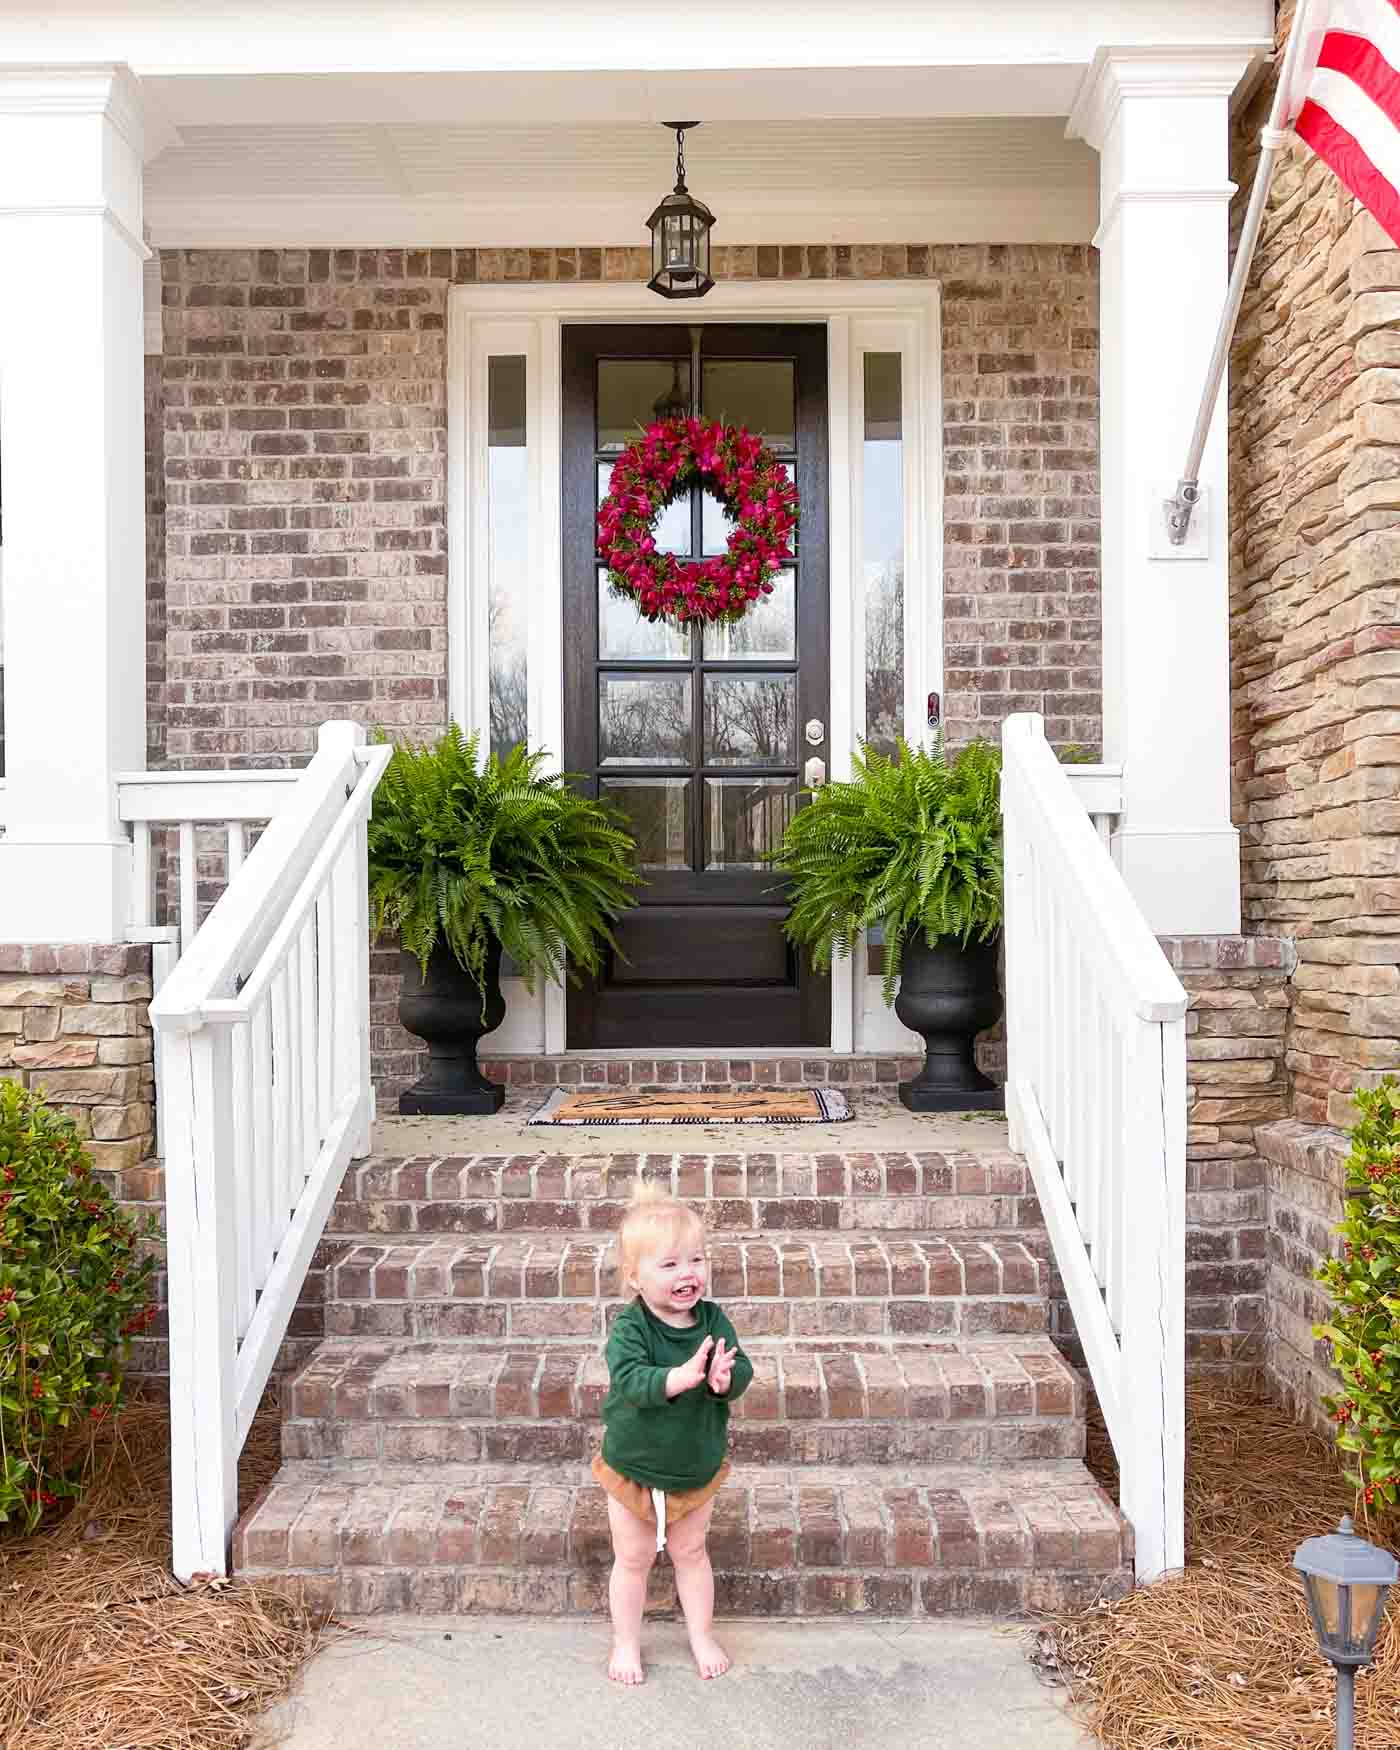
[143,115,1100,248]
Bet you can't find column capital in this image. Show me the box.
[0,64,153,255]
[1068,43,1267,151]
[0,63,147,156]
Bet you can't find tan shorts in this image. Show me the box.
[591,1454,730,1529]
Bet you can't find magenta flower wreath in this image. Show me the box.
[597,415,799,627]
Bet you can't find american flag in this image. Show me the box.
[1288,0,1400,247]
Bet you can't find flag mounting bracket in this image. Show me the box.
[1163,0,1316,549]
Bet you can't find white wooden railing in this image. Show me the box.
[1001,712,1188,1583]
[149,721,391,1580]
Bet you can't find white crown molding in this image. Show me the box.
[0,202,151,259]
[1068,42,1268,149]
[1092,182,1238,246]
[143,187,1098,249]
[0,63,150,157]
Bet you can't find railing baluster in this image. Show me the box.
[315,885,335,1141]
[227,820,247,881]
[271,962,295,1222]
[178,820,198,957]
[1106,1023,1127,1335]
[131,821,154,933]
[251,995,276,1290]
[297,917,318,1173]
[231,1019,255,1338]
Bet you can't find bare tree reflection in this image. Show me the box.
[488,589,528,760]
[599,675,692,765]
[704,676,795,765]
[865,561,903,756]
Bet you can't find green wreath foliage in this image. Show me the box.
[770,736,1003,1007]
[366,727,639,994]
[0,1080,158,1531]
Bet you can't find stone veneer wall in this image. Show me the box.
[0,945,168,1376]
[154,241,1100,1094]
[1230,1,1400,1130]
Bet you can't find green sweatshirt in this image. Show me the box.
[599,1296,753,1492]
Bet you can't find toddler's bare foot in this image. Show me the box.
[608,1642,645,1686]
[689,1631,731,1680]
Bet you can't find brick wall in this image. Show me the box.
[154,242,1102,1086]
[1257,1118,1347,1433]
[145,355,167,768]
[156,241,1100,764]
[1164,937,1294,1375]
[1230,1,1400,1129]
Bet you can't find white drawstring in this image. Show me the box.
[651,1488,667,1553]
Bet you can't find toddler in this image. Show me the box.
[592,1181,752,1685]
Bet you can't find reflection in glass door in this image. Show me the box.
[561,323,829,1048]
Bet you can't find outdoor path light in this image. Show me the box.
[1294,1515,1398,1749]
[647,122,715,299]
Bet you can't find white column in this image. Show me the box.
[0,66,148,941]
[1070,48,1256,935]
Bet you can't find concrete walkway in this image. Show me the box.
[254,1617,1091,1750]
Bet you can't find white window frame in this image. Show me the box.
[448,280,942,1053]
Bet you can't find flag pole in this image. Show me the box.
[1164,0,1317,545]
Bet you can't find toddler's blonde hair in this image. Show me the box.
[616,1180,706,1284]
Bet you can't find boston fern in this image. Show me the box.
[367,728,638,993]
[771,737,1003,1006]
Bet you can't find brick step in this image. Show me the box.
[233,1458,1131,1619]
[281,1336,1085,1467]
[329,1149,1039,1238]
[323,1233,1053,1343]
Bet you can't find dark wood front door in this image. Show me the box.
[562,322,830,1048]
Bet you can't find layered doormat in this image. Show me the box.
[1040,1378,1400,1748]
[528,1086,853,1125]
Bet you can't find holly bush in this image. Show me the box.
[0,1078,158,1531]
[1316,1077,1400,1512]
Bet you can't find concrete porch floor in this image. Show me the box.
[253,1618,1090,1749]
[372,1090,1011,1160]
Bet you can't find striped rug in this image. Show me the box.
[527,1087,852,1126]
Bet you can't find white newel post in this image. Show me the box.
[0,66,149,940]
[1069,47,1256,936]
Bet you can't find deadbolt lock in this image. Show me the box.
[804,718,825,746]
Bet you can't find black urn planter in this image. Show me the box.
[397,940,507,1115]
[893,933,1005,1113]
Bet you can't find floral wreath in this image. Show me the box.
[597,416,799,627]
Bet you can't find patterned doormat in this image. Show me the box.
[527,1087,853,1126]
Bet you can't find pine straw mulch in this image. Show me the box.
[1040,1377,1400,1749]
[0,1392,339,1750]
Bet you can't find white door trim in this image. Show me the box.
[447,277,942,1052]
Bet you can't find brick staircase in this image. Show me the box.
[235,1134,1133,1618]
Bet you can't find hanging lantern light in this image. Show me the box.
[646,122,715,300]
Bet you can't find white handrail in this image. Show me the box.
[150,721,391,1581]
[1001,712,1188,1582]
[119,768,301,960]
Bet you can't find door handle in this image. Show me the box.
[804,756,826,789]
